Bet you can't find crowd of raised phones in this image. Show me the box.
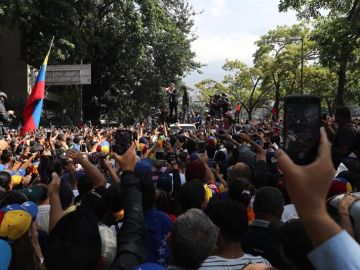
[1,107,360,270]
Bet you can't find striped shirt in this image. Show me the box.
[199,254,270,270]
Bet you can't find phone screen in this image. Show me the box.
[284,95,320,165]
[47,131,51,140]
[81,144,86,152]
[156,151,166,160]
[197,141,206,154]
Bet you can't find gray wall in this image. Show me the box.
[0,27,28,100]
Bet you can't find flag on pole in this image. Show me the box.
[20,37,54,136]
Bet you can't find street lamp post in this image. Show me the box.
[300,38,304,95]
[289,37,304,95]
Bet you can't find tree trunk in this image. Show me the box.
[325,98,335,116]
[272,84,281,121]
[335,59,348,107]
[247,109,252,120]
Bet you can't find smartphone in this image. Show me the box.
[99,156,106,170]
[156,151,166,160]
[136,150,142,157]
[81,144,86,152]
[47,131,51,140]
[197,141,206,154]
[284,95,320,165]
[113,130,134,155]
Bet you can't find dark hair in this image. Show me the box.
[214,150,226,163]
[107,183,124,213]
[207,199,248,242]
[78,186,111,221]
[37,184,49,202]
[206,145,217,160]
[335,106,351,122]
[38,156,64,184]
[76,174,93,202]
[0,171,11,192]
[59,180,74,210]
[141,178,156,211]
[1,149,12,163]
[9,233,36,270]
[0,190,28,208]
[253,187,285,216]
[184,139,197,154]
[44,210,101,270]
[155,189,171,213]
[228,179,255,207]
[279,219,314,270]
[179,181,205,213]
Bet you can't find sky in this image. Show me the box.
[184,0,298,88]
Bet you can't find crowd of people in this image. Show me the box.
[1,89,360,270]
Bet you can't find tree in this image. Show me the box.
[222,60,273,120]
[0,0,200,124]
[279,0,360,107]
[254,23,317,119]
[195,79,227,102]
[196,60,274,120]
[303,65,338,114]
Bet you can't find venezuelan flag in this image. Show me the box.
[20,39,53,136]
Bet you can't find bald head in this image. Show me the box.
[228,162,252,182]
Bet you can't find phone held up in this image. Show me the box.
[283,95,321,165]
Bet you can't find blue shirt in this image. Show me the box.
[308,231,360,270]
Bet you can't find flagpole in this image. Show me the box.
[48,36,55,54]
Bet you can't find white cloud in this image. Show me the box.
[209,0,230,17]
[192,33,258,65]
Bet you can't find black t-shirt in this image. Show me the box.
[241,220,289,269]
[332,123,358,168]
[169,89,178,104]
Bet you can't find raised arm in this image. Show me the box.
[66,150,106,187]
[110,143,146,269]
[48,173,63,232]
[276,130,360,270]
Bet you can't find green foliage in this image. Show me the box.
[0,0,200,124]
[222,60,273,119]
[278,0,360,106]
[196,60,274,119]
[253,23,318,118]
[195,79,227,102]
[303,65,337,113]
[195,22,352,119]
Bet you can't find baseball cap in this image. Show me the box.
[9,169,26,187]
[139,137,148,145]
[1,201,38,219]
[134,159,153,176]
[0,239,11,270]
[20,185,46,203]
[0,210,32,240]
